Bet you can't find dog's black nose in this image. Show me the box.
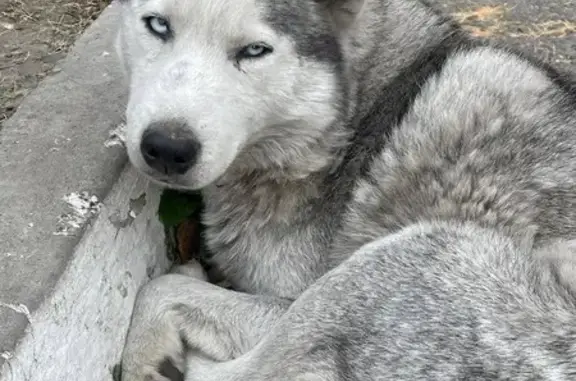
[140,120,201,175]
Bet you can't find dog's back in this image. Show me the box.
[330,46,576,265]
[185,223,576,380]
[226,223,576,381]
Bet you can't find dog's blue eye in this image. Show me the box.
[144,16,171,40]
[237,43,273,59]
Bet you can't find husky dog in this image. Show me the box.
[115,0,576,379]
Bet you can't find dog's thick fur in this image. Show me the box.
[115,0,576,379]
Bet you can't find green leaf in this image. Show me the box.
[157,189,203,228]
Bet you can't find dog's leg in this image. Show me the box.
[121,260,291,381]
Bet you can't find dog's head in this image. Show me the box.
[116,0,364,189]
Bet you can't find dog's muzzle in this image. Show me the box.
[140,119,201,176]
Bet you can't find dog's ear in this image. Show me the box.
[315,0,365,30]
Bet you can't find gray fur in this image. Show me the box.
[115,0,576,379]
[185,223,576,381]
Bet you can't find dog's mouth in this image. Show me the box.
[138,169,191,189]
[127,152,189,188]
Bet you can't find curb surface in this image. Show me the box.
[0,2,171,378]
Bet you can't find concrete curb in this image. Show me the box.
[0,2,169,379]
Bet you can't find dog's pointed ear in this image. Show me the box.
[315,0,365,30]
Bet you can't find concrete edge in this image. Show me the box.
[1,166,170,381]
[0,2,173,379]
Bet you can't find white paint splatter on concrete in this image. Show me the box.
[104,123,127,148]
[54,192,102,236]
[1,351,13,361]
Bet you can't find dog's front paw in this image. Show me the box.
[121,366,181,381]
[157,358,186,381]
[122,343,186,381]
[121,278,188,381]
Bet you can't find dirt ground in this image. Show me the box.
[0,0,109,124]
[0,0,574,128]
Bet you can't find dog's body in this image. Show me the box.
[115,0,576,379]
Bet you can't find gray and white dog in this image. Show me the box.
[115,0,576,379]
